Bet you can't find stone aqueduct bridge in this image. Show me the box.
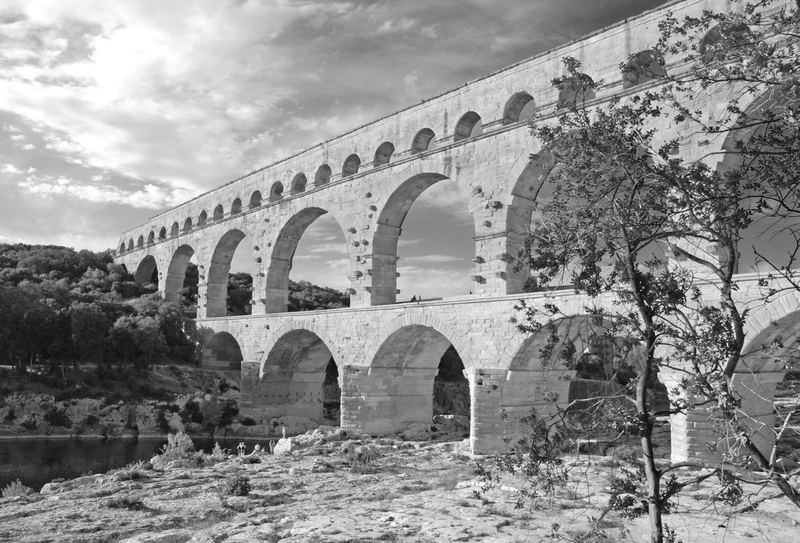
[116,0,799,461]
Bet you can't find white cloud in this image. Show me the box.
[2,163,23,174]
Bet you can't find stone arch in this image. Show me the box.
[372,172,463,305]
[158,227,167,240]
[206,229,248,317]
[164,244,196,304]
[342,154,361,177]
[183,217,193,233]
[621,50,667,89]
[133,254,158,286]
[504,92,535,123]
[202,331,243,370]
[147,231,155,245]
[733,290,800,456]
[411,128,435,153]
[119,242,126,253]
[231,198,242,215]
[255,327,341,425]
[373,142,395,166]
[137,235,144,248]
[315,164,332,187]
[357,323,468,435]
[500,314,618,439]
[454,111,482,141]
[170,222,180,237]
[249,190,263,209]
[714,88,800,274]
[504,150,557,292]
[264,206,349,313]
[270,181,284,201]
[557,72,596,109]
[291,173,307,194]
[198,210,208,227]
[128,239,134,251]
[699,22,751,65]
[213,204,224,221]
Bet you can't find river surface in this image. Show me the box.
[0,436,273,491]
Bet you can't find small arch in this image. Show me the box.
[270,181,284,201]
[454,111,482,141]
[119,242,126,253]
[213,204,224,221]
[315,164,332,187]
[291,173,307,194]
[699,23,752,65]
[183,217,193,233]
[128,239,134,251]
[373,142,395,166]
[622,50,667,89]
[231,198,242,215]
[147,231,155,245]
[158,227,167,240]
[198,210,208,227]
[342,154,361,177]
[249,190,263,209]
[557,72,597,109]
[504,92,535,123]
[411,128,435,153]
[170,222,180,237]
[137,235,144,248]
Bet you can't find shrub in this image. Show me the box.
[158,431,196,462]
[178,400,202,424]
[43,407,72,428]
[1,479,33,499]
[239,416,256,427]
[106,496,145,510]
[155,409,171,433]
[223,474,251,496]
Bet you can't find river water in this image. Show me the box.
[0,436,272,491]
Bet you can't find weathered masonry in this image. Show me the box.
[116,0,799,461]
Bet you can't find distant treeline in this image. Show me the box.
[0,244,197,370]
[0,243,350,371]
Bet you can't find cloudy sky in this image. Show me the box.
[0,0,664,298]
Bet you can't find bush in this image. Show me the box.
[223,474,251,496]
[155,408,171,433]
[106,496,145,510]
[179,400,202,424]
[1,479,33,499]
[43,407,72,428]
[158,431,195,462]
[239,416,256,427]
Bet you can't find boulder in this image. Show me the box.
[272,437,297,456]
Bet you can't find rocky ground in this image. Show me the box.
[1,426,799,543]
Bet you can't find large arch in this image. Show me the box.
[206,229,247,317]
[714,88,800,274]
[500,314,619,443]
[505,150,557,292]
[732,290,800,457]
[264,207,349,313]
[164,244,196,304]
[202,331,244,370]
[371,173,458,305]
[254,328,340,425]
[133,255,158,286]
[357,324,463,435]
